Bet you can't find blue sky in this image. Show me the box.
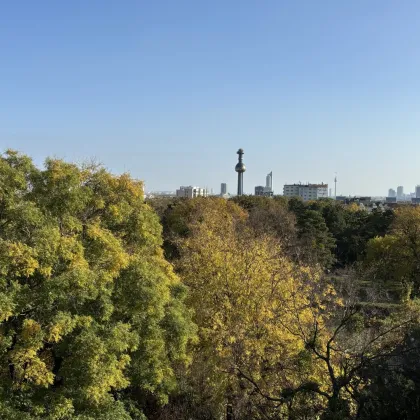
[1,1,420,195]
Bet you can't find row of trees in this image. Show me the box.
[1,150,420,419]
[231,195,395,269]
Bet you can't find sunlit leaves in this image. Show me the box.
[0,150,195,418]
[171,198,330,417]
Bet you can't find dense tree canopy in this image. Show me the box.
[0,151,196,419]
[364,206,420,300]
[153,197,419,419]
[161,198,331,418]
[1,151,419,420]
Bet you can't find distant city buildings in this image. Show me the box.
[176,186,208,198]
[255,186,265,196]
[255,171,274,197]
[386,185,420,202]
[283,183,328,201]
[336,196,372,205]
[146,191,176,198]
[335,196,395,213]
[153,158,420,204]
[335,196,347,202]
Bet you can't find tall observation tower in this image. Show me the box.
[235,148,246,196]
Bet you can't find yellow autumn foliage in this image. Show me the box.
[0,151,196,418]
[176,198,331,408]
[9,320,54,389]
[0,240,39,277]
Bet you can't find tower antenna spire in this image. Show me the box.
[334,172,337,198]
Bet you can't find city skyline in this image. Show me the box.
[3,2,420,196]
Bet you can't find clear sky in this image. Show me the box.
[1,1,420,196]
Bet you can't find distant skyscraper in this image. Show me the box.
[388,188,396,198]
[254,171,273,197]
[266,172,273,190]
[264,171,273,195]
[416,185,420,199]
[235,149,246,196]
[397,186,404,199]
[221,183,227,195]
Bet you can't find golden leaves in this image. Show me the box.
[176,198,331,398]
[85,223,130,279]
[46,312,93,343]
[0,152,196,416]
[0,240,39,277]
[9,320,54,389]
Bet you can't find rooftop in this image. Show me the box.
[284,183,328,188]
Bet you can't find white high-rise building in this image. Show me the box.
[262,171,273,196]
[397,186,404,199]
[254,171,274,197]
[265,172,272,191]
[283,183,328,201]
[416,185,420,199]
[176,186,208,198]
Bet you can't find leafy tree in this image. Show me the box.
[0,150,196,419]
[233,196,337,268]
[357,326,420,420]
[334,208,393,267]
[239,271,420,420]
[310,200,347,237]
[306,201,394,267]
[364,206,420,300]
[302,301,420,420]
[167,198,333,419]
[295,208,336,268]
[286,198,336,267]
[231,195,298,253]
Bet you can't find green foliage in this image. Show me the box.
[231,196,337,268]
[364,207,420,300]
[357,326,420,420]
[0,150,196,418]
[289,199,336,267]
[232,196,393,269]
[154,195,394,271]
[307,200,394,266]
[1,151,416,419]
